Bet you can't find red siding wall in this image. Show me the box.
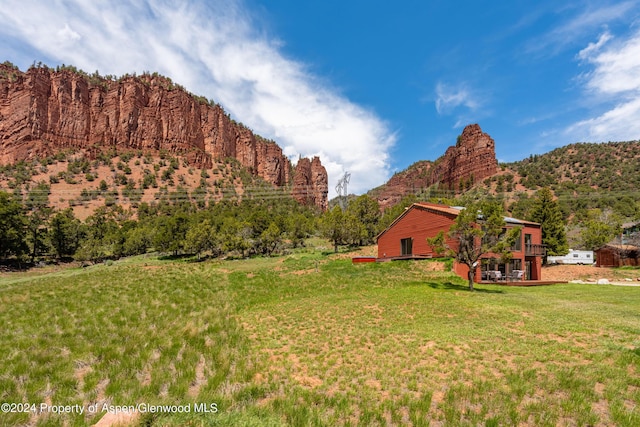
[377,206,458,259]
[523,225,543,280]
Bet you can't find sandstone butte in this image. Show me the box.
[0,63,328,210]
[371,123,499,210]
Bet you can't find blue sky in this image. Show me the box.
[1,1,640,194]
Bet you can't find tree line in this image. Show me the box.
[0,186,385,266]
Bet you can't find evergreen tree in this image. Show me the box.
[26,182,52,262]
[259,222,282,256]
[527,187,569,258]
[184,219,217,259]
[320,205,347,253]
[0,191,28,260]
[153,212,190,256]
[49,208,82,259]
[346,195,381,245]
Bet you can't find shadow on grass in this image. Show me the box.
[426,281,504,293]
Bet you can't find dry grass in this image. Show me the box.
[0,250,638,426]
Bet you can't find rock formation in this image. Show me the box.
[292,156,329,211]
[371,124,498,210]
[0,63,328,209]
[431,123,498,189]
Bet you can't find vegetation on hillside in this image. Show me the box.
[0,156,386,266]
[498,142,639,217]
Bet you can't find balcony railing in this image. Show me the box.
[525,243,546,257]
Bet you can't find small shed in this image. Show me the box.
[595,244,640,267]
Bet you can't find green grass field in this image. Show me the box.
[0,248,638,426]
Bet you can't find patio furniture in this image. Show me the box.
[487,270,502,281]
[509,270,524,281]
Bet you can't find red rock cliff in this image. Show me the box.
[432,123,498,189]
[292,156,328,210]
[371,124,498,210]
[0,64,327,209]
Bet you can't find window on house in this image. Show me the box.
[506,228,522,251]
[512,229,522,251]
[401,238,413,256]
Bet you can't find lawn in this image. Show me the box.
[0,249,638,426]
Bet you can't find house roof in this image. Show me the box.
[503,216,541,227]
[413,202,463,216]
[376,202,540,241]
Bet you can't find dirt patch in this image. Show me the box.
[542,264,640,282]
[331,245,377,260]
[294,374,323,388]
[92,411,140,427]
[187,354,207,398]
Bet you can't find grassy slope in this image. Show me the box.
[0,252,638,426]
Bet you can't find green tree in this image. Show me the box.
[220,217,252,257]
[581,209,622,250]
[153,212,190,256]
[260,222,282,256]
[320,205,347,253]
[527,187,568,258]
[0,191,28,260]
[346,195,381,245]
[428,200,520,291]
[122,225,153,256]
[285,212,313,248]
[25,182,52,262]
[343,212,367,246]
[49,208,82,259]
[77,207,120,262]
[184,219,217,259]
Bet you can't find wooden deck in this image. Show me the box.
[481,280,568,286]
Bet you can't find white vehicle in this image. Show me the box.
[547,249,594,265]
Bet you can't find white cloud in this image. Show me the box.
[57,23,81,43]
[567,28,640,142]
[582,31,640,95]
[434,82,480,115]
[567,98,640,141]
[577,31,612,61]
[0,0,395,194]
[525,2,636,56]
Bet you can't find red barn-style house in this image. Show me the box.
[377,202,545,282]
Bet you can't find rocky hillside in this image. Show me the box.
[497,141,640,220]
[368,123,640,223]
[369,123,498,209]
[0,62,328,210]
[503,142,640,193]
